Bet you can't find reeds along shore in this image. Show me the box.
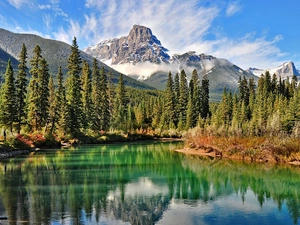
[182,128,300,164]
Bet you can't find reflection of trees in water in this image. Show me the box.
[0,141,299,224]
[181,155,300,224]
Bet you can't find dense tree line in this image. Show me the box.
[1,38,300,141]
[0,38,209,139]
[210,72,300,137]
[6,38,300,141]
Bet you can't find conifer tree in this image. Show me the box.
[107,71,115,125]
[152,97,163,128]
[39,58,50,128]
[0,59,16,133]
[47,75,56,133]
[27,45,43,131]
[201,76,210,118]
[173,73,180,126]
[238,76,250,107]
[164,72,175,128]
[218,88,233,127]
[66,37,83,136]
[15,43,28,134]
[113,74,127,131]
[186,94,193,129]
[99,67,110,131]
[178,70,188,129]
[81,60,92,129]
[91,59,101,130]
[58,88,71,136]
[190,69,201,127]
[248,77,256,116]
[55,66,64,123]
[231,93,242,131]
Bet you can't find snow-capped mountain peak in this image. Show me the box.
[84,25,170,66]
[247,61,300,79]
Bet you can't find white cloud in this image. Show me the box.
[53,14,98,46]
[52,0,286,69]
[38,4,51,10]
[96,0,217,52]
[43,14,52,31]
[201,34,285,69]
[38,1,67,18]
[50,0,218,51]
[226,1,242,17]
[53,26,71,44]
[0,14,7,24]
[7,0,29,8]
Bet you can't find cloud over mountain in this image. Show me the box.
[1,0,296,70]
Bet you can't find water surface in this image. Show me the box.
[0,141,299,224]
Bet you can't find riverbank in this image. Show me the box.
[0,149,32,159]
[177,135,300,165]
[0,132,183,159]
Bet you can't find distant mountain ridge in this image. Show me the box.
[247,61,300,79]
[0,28,154,90]
[84,25,300,96]
[84,25,258,97]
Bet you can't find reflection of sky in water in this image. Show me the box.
[108,177,169,199]
[157,190,292,225]
[65,178,295,225]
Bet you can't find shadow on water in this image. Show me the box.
[0,141,299,225]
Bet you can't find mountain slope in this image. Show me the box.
[0,46,19,81]
[143,52,258,100]
[0,28,154,90]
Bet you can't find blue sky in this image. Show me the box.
[0,0,299,70]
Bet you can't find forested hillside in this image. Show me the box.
[0,38,209,146]
[0,28,153,90]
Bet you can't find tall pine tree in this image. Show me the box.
[27,45,43,131]
[39,58,50,128]
[0,59,16,133]
[47,75,56,133]
[66,37,83,136]
[15,43,28,134]
[112,74,127,131]
[201,76,210,118]
[91,59,101,130]
[99,67,110,131]
[81,60,92,129]
[178,70,188,130]
[164,72,175,129]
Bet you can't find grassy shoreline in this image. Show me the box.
[0,131,183,159]
[179,133,300,165]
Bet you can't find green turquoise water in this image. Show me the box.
[0,141,299,225]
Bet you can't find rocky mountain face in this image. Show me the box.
[84,25,258,96]
[84,25,170,65]
[247,61,300,79]
[84,25,300,96]
[0,28,154,90]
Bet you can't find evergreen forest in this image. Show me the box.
[1,38,300,151]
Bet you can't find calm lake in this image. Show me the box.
[0,141,300,225]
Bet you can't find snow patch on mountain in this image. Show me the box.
[247,61,300,79]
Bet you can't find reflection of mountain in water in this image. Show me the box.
[0,142,299,224]
[107,191,170,224]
